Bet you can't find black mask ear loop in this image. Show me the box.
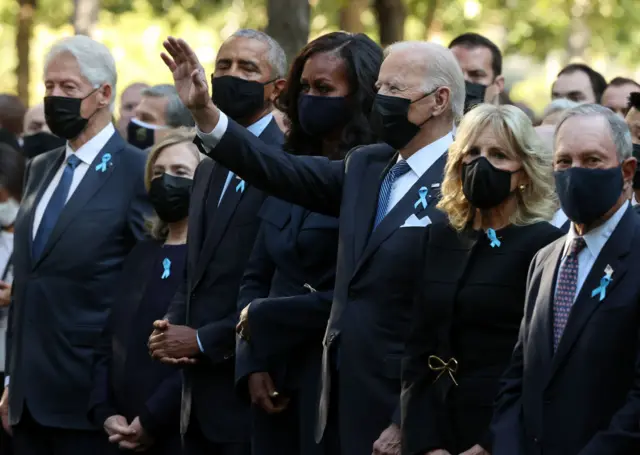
[413,86,440,128]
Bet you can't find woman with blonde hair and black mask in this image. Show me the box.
[401,104,563,455]
[90,130,201,454]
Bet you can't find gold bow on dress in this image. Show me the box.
[428,355,459,386]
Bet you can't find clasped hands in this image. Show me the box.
[372,424,488,455]
[104,415,152,451]
[426,445,489,455]
[147,319,199,365]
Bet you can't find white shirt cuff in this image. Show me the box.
[4,376,8,387]
[195,111,229,151]
[196,331,204,353]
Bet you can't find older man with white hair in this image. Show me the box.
[0,35,150,454]
[492,104,640,455]
[160,36,464,455]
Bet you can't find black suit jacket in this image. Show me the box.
[88,239,182,438]
[165,118,283,442]
[401,222,562,455]
[194,119,449,455]
[7,132,149,429]
[492,206,640,455]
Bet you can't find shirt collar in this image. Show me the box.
[246,113,273,137]
[396,131,453,177]
[564,201,629,258]
[65,123,115,165]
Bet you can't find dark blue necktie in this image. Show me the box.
[32,154,82,259]
[374,160,411,229]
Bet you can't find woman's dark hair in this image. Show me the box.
[0,143,25,200]
[276,32,383,159]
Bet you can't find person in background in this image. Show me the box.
[148,29,286,455]
[117,82,149,137]
[0,143,25,455]
[22,103,66,159]
[601,77,640,118]
[539,98,580,126]
[492,104,640,455]
[127,84,195,150]
[551,63,607,104]
[625,92,640,207]
[0,35,150,455]
[0,95,26,139]
[161,36,465,455]
[401,105,561,455]
[90,130,201,454]
[234,32,382,455]
[449,33,504,110]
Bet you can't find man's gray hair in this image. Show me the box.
[555,103,633,161]
[230,29,288,79]
[384,41,466,120]
[542,98,580,120]
[142,84,195,128]
[44,35,117,111]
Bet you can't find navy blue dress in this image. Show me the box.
[235,197,339,455]
[90,240,186,455]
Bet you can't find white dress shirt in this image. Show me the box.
[384,132,453,217]
[0,230,13,372]
[196,112,273,353]
[217,113,274,206]
[32,123,116,238]
[560,201,628,300]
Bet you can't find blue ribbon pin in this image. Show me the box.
[161,258,171,280]
[487,228,501,248]
[236,179,245,193]
[591,275,612,301]
[95,153,112,173]
[414,187,429,210]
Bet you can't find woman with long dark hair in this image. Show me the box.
[234,32,382,455]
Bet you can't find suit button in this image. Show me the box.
[327,331,338,343]
[190,292,197,300]
[533,437,540,444]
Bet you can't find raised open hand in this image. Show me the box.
[161,37,211,111]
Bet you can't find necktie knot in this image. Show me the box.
[568,237,586,258]
[67,154,81,170]
[388,159,411,179]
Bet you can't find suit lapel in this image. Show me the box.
[187,158,215,279]
[193,171,245,286]
[352,152,446,279]
[34,135,124,267]
[550,208,634,377]
[351,153,395,262]
[529,240,564,382]
[22,149,65,268]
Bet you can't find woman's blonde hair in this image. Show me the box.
[438,104,558,231]
[144,128,202,240]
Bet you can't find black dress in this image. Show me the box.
[89,240,187,455]
[401,221,563,455]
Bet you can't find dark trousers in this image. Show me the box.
[183,421,249,455]
[12,406,108,455]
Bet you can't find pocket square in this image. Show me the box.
[401,213,432,228]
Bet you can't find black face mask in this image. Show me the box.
[461,156,518,209]
[554,166,623,225]
[44,88,99,140]
[22,132,66,159]
[297,94,350,137]
[127,118,163,150]
[370,90,435,150]
[632,143,640,189]
[464,81,487,113]
[148,173,193,223]
[211,75,272,122]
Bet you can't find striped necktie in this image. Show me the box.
[374,160,411,229]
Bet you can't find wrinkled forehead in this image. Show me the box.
[555,115,616,155]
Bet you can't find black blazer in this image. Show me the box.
[235,197,339,387]
[491,207,640,455]
[401,221,562,455]
[88,239,182,438]
[193,119,449,455]
[7,132,149,429]
[165,118,284,442]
